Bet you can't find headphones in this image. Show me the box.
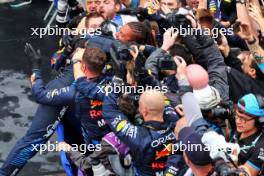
[255,94,264,127]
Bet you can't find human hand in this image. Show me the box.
[175,104,184,117]
[30,73,36,87]
[174,56,187,80]
[235,22,254,42]
[129,45,139,61]
[161,28,178,52]
[248,3,264,22]
[144,0,160,14]
[186,14,197,28]
[24,43,42,70]
[160,4,172,15]
[218,32,230,57]
[72,48,85,63]
[57,142,72,152]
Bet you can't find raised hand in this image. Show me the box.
[24,43,42,70]
[161,27,178,52]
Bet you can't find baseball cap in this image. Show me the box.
[237,93,264,117]
[178,127,212,166]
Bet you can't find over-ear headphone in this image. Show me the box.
[254,94,264,128]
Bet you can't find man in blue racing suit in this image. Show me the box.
[31,47,112,145]
[103,80,180,175]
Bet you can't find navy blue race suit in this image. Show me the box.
[0,66,76,176]
[31,71,112,143]
[102,87,179,176]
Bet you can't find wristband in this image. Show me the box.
[247,37,256,45]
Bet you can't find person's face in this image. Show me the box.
[86,0,101,13]
[160,0,178,12]
[235,109,256,133]
[87,17,104,29]
[186,0,198,8]
[98,0,120,19]
[240,54,255,78]
[116,25,134,43]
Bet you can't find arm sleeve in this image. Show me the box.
[102,89,150,151]
[245,142,264,172]
[224,50,243,72]
[197,34,229,101]
[145,48,167,79]
[182,92,203,126]
[31,72,76,106]
[164,154,186,176]
[182,35,208,69]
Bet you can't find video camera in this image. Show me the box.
[202,100,235,120]
[213,158,249,176]
[202,131,249,176]
[157,54,177,71]
[111,41,136,62]
[165,9,192,30]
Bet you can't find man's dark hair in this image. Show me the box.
[82,47,107,74]
[127,22,156,46]
[85,12,105,28]
[170,44,193,65]
[118,94,137,122]
[251,60,264,81]
[114,0,121,4]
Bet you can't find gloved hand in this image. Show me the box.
[134,52,149,81]
[128,45,149,82]
[24,43,42,70]
[61,33,73,53]
[110,48,127,81]
[112,76,125,87]
[202,131,240,162]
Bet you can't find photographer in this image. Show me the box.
[229,94,264,176]
[172,56,264,176]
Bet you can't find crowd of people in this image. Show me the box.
[1,0,264,175]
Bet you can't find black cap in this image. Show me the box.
[178,127,212,166]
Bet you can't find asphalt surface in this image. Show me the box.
[0,1,65,175]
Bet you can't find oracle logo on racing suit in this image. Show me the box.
[151,132,175,148]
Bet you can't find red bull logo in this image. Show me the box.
[155,144,172,160]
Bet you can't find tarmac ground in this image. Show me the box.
[0,1,65,175]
